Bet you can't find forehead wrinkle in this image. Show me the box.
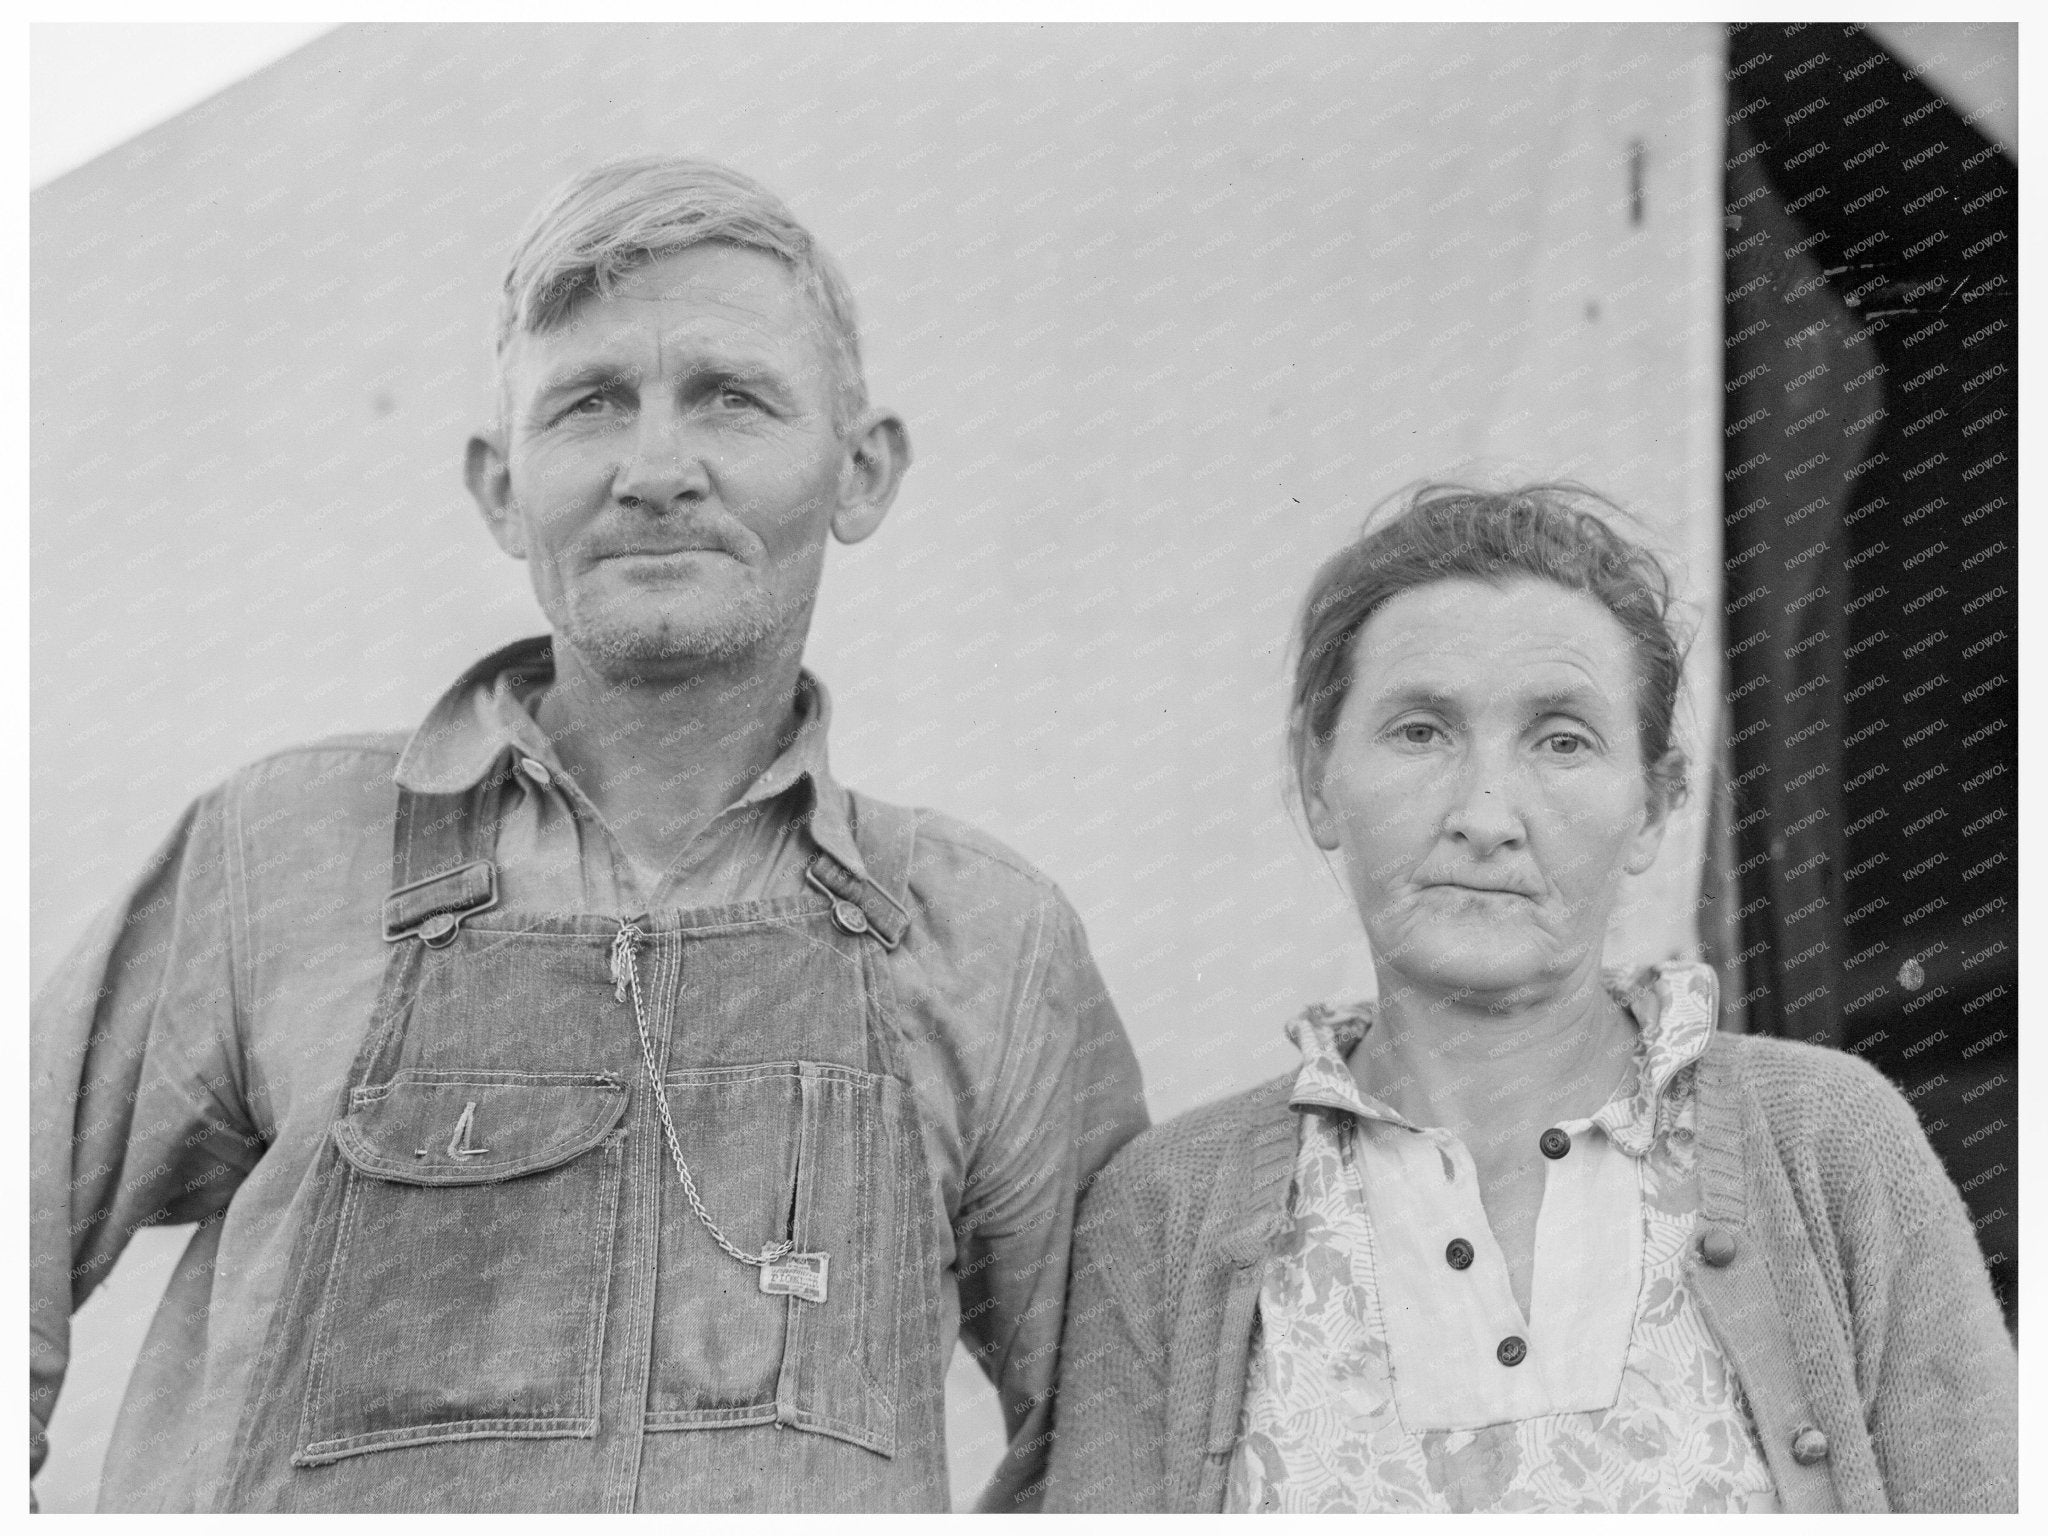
[1359,648,1626,718]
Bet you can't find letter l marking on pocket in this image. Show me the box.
[447,1100,490,1159]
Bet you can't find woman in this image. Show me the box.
[1044,484,2016,1513]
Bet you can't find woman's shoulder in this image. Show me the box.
[1705,1030,1952,1201]
[1708,1029,1916,1118]
[1095,1071,1296,1200]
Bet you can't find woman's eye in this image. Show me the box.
[1397,722,1440,745]
[1543,732,1589,756]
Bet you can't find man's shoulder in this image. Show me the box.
[208,731,408,828]
[851,790,1070,919]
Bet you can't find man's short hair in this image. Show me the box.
[495,155,868,433]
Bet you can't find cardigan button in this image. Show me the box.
[1538,1127,1571,1159]
[1698,1227,1738,1267]
[1791,1426,1830,1465]
[1445,1238,1475,1271]
[1496,1335,1528,1367]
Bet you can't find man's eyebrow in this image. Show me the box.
[534,362,636,401]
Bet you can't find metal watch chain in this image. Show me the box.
[611,921,793,1269]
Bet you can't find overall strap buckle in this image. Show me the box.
[804,855,907,951]
[381,860,500,947]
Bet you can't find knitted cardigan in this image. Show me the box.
[1043,1031,2016,1513]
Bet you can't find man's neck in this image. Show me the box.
[532,639,807,878]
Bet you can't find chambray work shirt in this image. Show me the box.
[31,637,1147,1510]
[1225,963,1778,1513]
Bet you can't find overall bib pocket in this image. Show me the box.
[645,1060,905,1457]
[293,1070,628,1466]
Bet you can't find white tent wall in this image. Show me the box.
[31,22,1724,1511]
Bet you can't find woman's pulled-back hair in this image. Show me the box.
[1288,482,1691,812]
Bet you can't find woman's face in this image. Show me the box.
[1305,575,1672,1003]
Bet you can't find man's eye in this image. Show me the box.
[716,386,758,410]
[1543,732,1589,756]
[567,394,616,416]
[1397,722,1440,745]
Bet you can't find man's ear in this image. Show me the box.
[1623,751,1685,875]
[830,409,912,546]
[465,432,526,559]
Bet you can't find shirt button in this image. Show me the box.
[1538,1127,1572,1159]
[1699,1227,1739,1267]
[419,912,458,945]
[1445,1238,1475,1270]
[1791,1426,1830,1465]
[519,756,553,788]
[831,899,870,936]
[1496,1335,1528,1367]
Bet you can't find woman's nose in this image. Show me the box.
[1440,756,1526,854]
[613,409,709,512]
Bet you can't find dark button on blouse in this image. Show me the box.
[1496,1335,1528,1367]
[1698,1227,1739,1267]
[1791,1426,1830,1465]
[1538,1127,1572,1159]
[1445,1238,1475,1271]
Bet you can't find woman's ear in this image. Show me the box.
[1623,751,1686,875]
[1302,742,1343,852]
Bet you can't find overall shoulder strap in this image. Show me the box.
[842,791,918,914]
[805,790,918,951]
[381,769,508,946]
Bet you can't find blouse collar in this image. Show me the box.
[1284,961,1721,1159]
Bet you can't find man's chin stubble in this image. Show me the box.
[558,598,787,678]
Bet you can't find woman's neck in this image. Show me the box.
[1351,968,1639,1141]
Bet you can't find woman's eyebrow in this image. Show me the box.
[1376,685,1460,713]
[1523,685,1614,717]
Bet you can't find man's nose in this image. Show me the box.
[1440,748,1526,855]
[613,408,710,512]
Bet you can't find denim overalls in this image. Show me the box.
[223,766,951,1510]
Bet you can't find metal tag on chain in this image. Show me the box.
[759,1250,829,1304]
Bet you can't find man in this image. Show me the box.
[31,156,1147,1513]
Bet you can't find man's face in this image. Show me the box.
[472,244,881,678]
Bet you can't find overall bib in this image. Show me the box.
[223,768,952,1511]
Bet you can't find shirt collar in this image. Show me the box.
[1284,961,1721,1158]
[392,634,870,885]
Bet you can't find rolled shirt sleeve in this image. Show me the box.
[952,890,1147,1511]
[31,790,263,1483]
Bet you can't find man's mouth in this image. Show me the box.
[593,546,739,570]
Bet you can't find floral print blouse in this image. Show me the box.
[1223,962,1779,1513]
